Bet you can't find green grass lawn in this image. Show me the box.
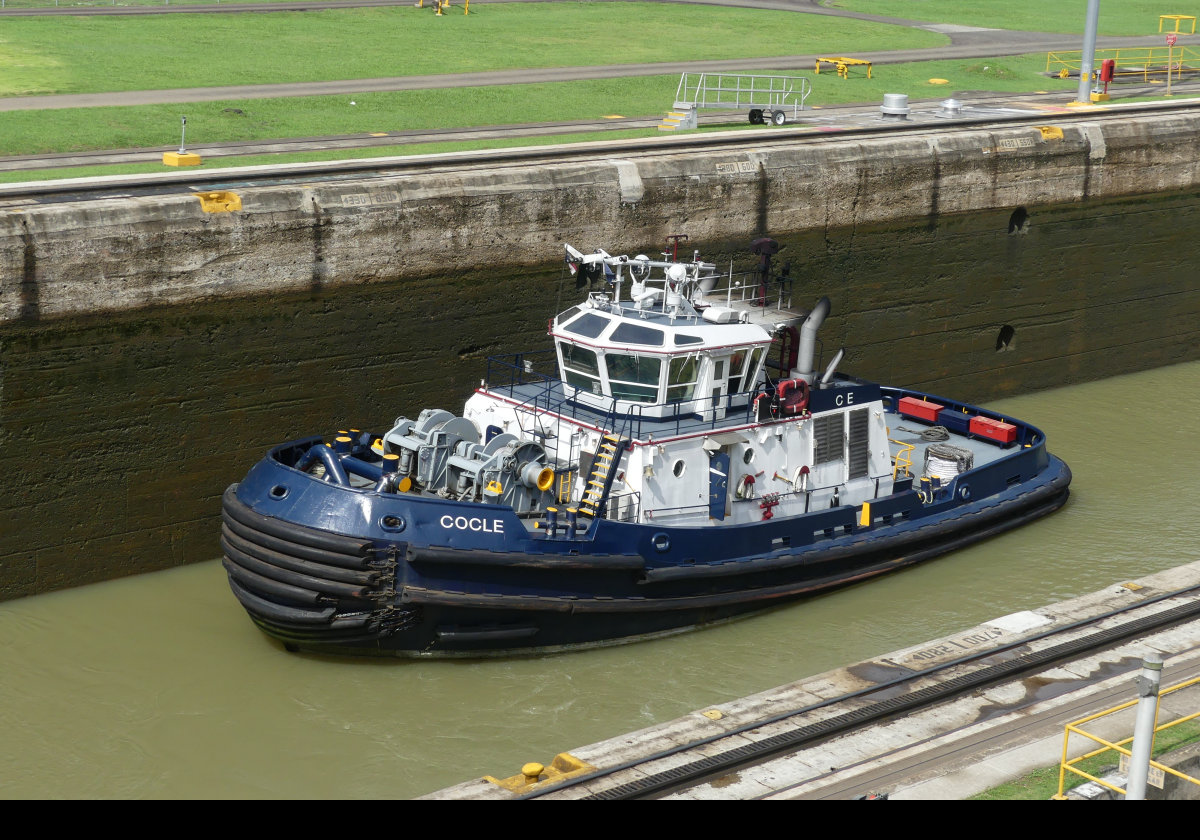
[832,0,1189,37]
[0,4,946,96]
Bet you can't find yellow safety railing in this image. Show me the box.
[1160,14,1197,34]
[889,439,914,480]
[1047,47,1198,82]
[815,57,873,79]
[1054,675,1200,799]
[415,0,470,13]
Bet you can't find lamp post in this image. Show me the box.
[1076,0,1101,104]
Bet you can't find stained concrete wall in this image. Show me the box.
[3,109,1200,324]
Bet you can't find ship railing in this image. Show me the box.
[641,501,708,523]
[702,268,793,312]
[600,489,641,523]
[483,349,559,392]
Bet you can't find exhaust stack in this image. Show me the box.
[792,297,830,383]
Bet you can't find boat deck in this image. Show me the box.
[886,417,1011,479]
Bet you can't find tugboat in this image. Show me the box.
[221,240,1071,657]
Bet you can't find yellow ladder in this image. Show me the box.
[579,434,622,518]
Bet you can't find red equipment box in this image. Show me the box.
[898,396,943,423]
[969,415,1017,444]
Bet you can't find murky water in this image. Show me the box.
[2,360,1197,799]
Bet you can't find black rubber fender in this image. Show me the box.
[221,534,371,600]
[227,577,336,625]
[221,521,380,587]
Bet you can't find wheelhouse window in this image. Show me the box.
[561,312,610,339]
[605,353,662,403]
[746,347,765,390]
[610,323,665,347]
[559,342,602,394]
[666,355,700,402]
[727,349,748,393]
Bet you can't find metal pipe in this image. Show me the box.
[820,348,845,385]
[295,444,351,487]
[1126,652,1163,800]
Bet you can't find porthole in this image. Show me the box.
[268,485,289,500]
[652,532,671,552]
[673,460,686,478]
[743,449,755,465]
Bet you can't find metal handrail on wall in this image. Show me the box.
[1054,674,1200,799]
[1046,47,1199,82]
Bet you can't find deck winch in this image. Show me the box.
[381,409,555,513]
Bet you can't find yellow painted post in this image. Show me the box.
[464,0,469,13]
[859,502,871,527]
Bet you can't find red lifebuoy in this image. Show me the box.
[775,378,810,414]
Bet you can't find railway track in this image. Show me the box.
[501,582,1200,799]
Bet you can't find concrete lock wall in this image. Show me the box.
[3,110,1200,324]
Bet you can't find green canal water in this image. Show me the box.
[1,360,1197,798]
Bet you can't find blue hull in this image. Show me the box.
[222,435,1071,657]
